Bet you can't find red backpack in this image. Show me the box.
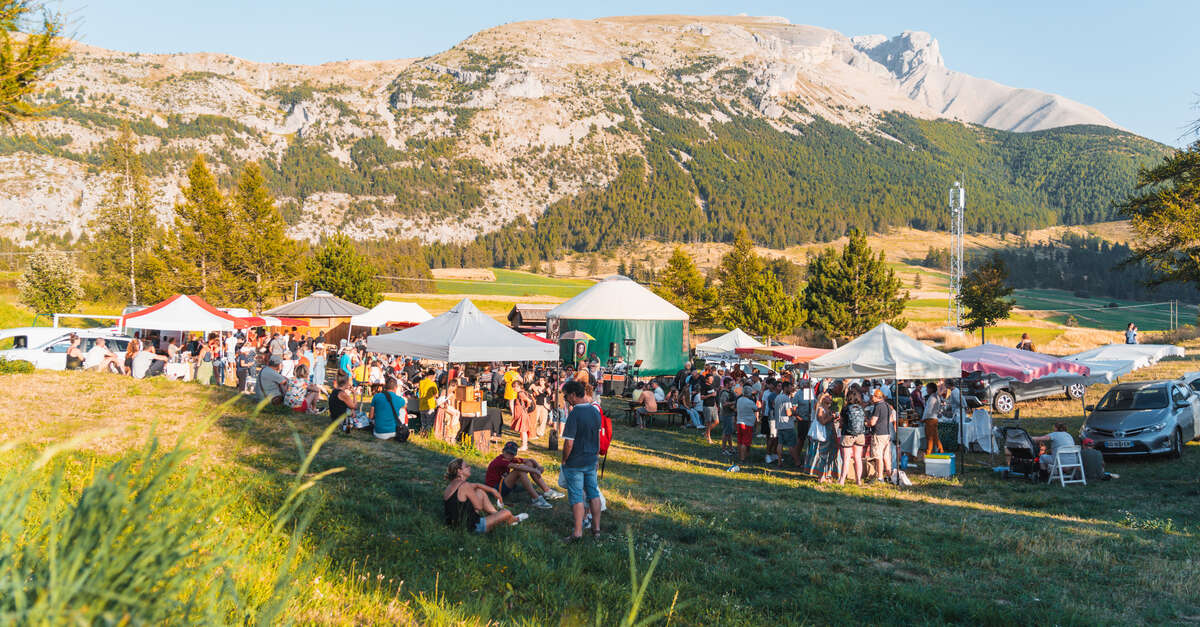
[593,401,614,456]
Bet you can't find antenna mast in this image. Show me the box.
[947,181,965,330]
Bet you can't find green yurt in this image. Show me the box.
[547,276,690,375]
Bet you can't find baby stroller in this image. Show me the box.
[998,426,1038,482]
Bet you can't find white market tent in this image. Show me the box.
[1059,343,1186,384]
[365,298,558,362]
[350,301,433,330]
[121,294,240,333]
[696,328,764,358]
[808,323,962,380]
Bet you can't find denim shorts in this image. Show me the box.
[720,414,736,436]
[778,428,798,448]
[474,518,487,534]
[560,465,600,506]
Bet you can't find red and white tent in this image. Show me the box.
[121,294,245,332]
[735,345,832,365]
[950,343,1089,383]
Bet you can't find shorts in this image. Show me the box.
[871,434,892,459]
[373,431,395,440]
[703,406,719,425]
[840,433,866,448]
[720,414,735,437]
[778,428,798,448]
[561,465,600,506]
[498,478,515,498]
[474,518,487,534]
[737,423,754,447]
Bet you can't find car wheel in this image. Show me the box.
[1169,428,1183,459]
[992,391,1015,414]
[1066,383,1086,400]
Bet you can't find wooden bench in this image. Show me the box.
[622,403,681,428]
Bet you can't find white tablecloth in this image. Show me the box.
[896,426,924,456]
[165,362,191,381]
[960,409,996,453]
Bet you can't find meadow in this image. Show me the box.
[3,353,1199,624]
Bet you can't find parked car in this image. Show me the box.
[1081,380,1198,457]
[703,358,777,377]
[963,370,1088,414]
[0,327,131,370]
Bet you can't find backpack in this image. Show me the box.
[595,403,614,456]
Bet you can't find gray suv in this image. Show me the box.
[964,370,1088,414]
[1081,381,1198,457]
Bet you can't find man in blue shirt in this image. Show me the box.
[368,377,406,440]
[560,380,602,542]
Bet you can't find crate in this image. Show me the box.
[925,453,956,478]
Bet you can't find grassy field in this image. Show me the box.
[1014,288,1194,332]
[435,269,593,299]
[4,354,1200,624]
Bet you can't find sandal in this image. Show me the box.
[563,534,583,544]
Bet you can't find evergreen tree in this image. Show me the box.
[617,260,628,277]
[714,229,762,326]
[913,273,923,289]
[1118,140,1200,289]
[0,0,65,127]
[587,254,600,276]
[90,127,157,304]
[229,162,297,310]
[304,233,383,307]
[765,257,804,293]
[725,270,806,338]
[960,255,1015,343]
[18,250,81,314]
[173,154,231,299]
[802,230,908,342]
[653,247,718,325]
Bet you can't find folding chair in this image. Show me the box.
[1047,445,1087,486]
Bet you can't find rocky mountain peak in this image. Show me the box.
[852,30,945,78]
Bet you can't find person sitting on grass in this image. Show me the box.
[1080,438,1118,481]
[83,337,126,374]
[443,458,525,534]
[284,364,321,414]
[485,441,565,509]
[368,377,406,440]
[130,343,167,379]
[254,355,289,404]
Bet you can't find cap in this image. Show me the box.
[1082,438,1095,447]
[502,441,519,455]
[269,355,282,366]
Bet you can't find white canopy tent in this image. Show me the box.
[695,328,764,359]
[365,298,558,362]
[1057,343,1186,384]
[350,301,433,330]
[121,294,240,333]
[808,323,962,380]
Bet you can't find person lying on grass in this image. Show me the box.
[443,458,526,534]
[485,441,565,509]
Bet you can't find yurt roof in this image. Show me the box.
[548,276,688,321]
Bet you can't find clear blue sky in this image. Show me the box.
[64,0,1197,146]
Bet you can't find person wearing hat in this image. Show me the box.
[254,354,289,404]
[484,441,564,509]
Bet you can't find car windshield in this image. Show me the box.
[1095,387,1168,411]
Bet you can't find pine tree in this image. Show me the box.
[587,254,600,276]
[653,247,718,325]
[173,154,231,299]
[725,270,806,338]
[0,0,65,127]
[961,255,1015,343]
[229,162,297,310]
[913,273,923,289]
[714,229,763,325]
[304,233,383,307]
[617,260,628,277]
[802,229,908,342]
[1118,140,1200,288]
[18,250,82,314]
[90,127,157,305]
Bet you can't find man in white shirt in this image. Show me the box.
[83,338,125,374]
[255,355,289,402]
[131,346,167,379]
[652,380,665,403]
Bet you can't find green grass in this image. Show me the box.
[1013,288,1195,332]
[435,269,594,299]
[5,360,1200,624]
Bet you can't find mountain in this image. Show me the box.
[0,14,1169,251]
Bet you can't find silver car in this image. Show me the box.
[1081,381,1198,458]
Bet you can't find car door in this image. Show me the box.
[1170,384,1196,441]
[1184,384,1200,441]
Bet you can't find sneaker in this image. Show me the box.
[722,449,733,456]
[533,497,553,509]
[765,454,776,464]
[726,465,740,473]
[512,512,529,525]
[544,489,566,500]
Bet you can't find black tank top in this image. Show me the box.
[329,391,349,420]
[443,484,481,529]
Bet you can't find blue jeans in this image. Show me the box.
[685,408,702,428]
[561,465,600,506]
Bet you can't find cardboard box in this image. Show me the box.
[925,453,956,478]
[459,400,483,416]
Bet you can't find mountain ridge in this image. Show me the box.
[0,14,1168,248]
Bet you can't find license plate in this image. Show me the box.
[1106,440,1133,449]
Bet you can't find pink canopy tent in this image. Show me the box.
[949,343,1089,383]
[735,345,832,365]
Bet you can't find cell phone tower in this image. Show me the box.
[947,181,965,330]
